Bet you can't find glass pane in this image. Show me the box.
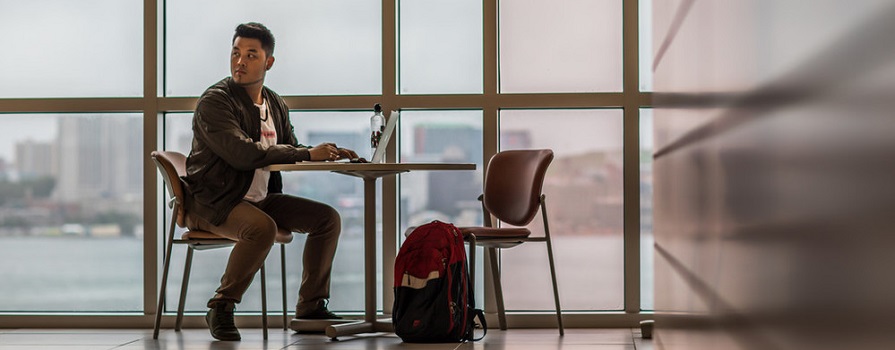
[399,0,483,94]
[163,114,231,312]
[499,0,622,93]
[0,114,143,312]
[0,1,142,98]
[640,109,654,310]
[166,0,381,97]
[397,111,485,227]
[164,112,373,313]
[164,114,194,155]
[639,0,653,91]
[285,111,372,313]
[500,109,624,310]
[397,110,484,302]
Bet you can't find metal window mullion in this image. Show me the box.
[0,99,144,113]
[622,0,642,314]
[143,0,160,317]
[381,0,398,316]
[482,0,499,317]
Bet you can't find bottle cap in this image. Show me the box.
[374,103,382,113]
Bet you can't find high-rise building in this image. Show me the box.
[55,115,142,202]
[412,124,482,164]
[15,139,57,180]
[408,124,484,219]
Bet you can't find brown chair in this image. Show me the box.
[459,149,563,335]
[151,150,294,340]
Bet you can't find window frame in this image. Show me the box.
[0,0,652,327]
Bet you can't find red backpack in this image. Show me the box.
[392,220,486,342]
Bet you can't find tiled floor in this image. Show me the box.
[0,328,653,350]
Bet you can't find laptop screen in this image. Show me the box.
[370,110,399,163]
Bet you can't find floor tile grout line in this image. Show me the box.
[108,338,141,349]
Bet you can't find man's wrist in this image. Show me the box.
[295,147,311,162]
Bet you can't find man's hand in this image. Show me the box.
[308,143,340,161]
[337,147,359,160]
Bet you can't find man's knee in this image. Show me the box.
[324,205,341,222]
[318,205,341,234]
[244,216,278,246]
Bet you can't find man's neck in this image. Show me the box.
[243,84,264,105]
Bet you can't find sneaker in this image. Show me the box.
[205,302,241,341]
[296,299,343,320]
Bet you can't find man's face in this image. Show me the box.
[230,36,273,87]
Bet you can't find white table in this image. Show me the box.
[268,162,476,339]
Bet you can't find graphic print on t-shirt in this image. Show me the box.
[244,99,277,202]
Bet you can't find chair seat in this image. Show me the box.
[458,226,531,239]
[181,229,294,244]
[181,230,230,240]
[275,230,295,244]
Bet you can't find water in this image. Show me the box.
[0,236,143,311]
[0,235,372,313]
[0,235,633,313]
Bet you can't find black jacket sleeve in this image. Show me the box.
[193,89,308,171]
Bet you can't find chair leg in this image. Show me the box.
[261,263,268,340]
[487,247,507,330]
[541,195,564,335]
[280,243,288,330]
[175,248,194,332]
[545,239,564,336]
[153,220,178,339]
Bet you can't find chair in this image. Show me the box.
[458,149,564,335]
[151,150,294,340]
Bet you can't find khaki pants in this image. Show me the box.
[187,193,341,313]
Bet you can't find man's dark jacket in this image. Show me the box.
[183,77,310,226]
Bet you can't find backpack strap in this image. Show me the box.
[468,308,487,341]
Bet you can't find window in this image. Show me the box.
[500,109,624,310]
[398,110,485,301]
[0,0,653,323]
[165,0,381,97]
[164,111,374,313]
[499,0,623,93]
[399,0,483,94]
[284,111,373,312]
[639,0,654,91]
[397,110,485,229]
[640,109,654,310]
[0,1,142,98]
[0,114,143,312]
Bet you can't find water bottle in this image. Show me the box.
[370,103,385,161]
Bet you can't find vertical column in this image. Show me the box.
[622,0,642,314]
[482,0,499,316]
[381,0,398,315]
[143,0,160,317]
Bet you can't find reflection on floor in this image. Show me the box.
[0,328,652,350]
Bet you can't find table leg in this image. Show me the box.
[325,177,394,339]
[363,177,376,323]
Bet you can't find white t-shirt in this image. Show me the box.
[243,99,277,202]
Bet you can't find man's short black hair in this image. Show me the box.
[233,22,275,56]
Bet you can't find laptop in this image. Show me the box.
[370,110,399,163]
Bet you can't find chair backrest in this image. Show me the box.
[151,150,188,227]
[482,149,554,227]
